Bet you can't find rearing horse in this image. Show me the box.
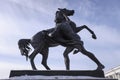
[18,8,98,70]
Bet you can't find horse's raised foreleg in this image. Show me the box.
[41,47,50,70]
[76,25,97,39]
[63,47,74,70]
[76,25,92,33]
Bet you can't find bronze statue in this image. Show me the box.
[18,8,104,70]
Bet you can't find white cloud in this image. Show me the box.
[8,0,68,16]
[0,15,22,37]
[0,14,24,56]
[77,0,96,17]
[94,25,120,45]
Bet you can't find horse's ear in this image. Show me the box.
[56,11,58,15]
[58,8,61,10]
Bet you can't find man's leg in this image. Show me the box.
[73,44,105,70]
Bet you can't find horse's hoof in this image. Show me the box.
[47,68,51,70]
[32,68,37,70]
[96,64,105,70]
[73,50,79,54]
[33,68,37,70]
[66,69,70,71]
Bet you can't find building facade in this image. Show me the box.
[105,66,120,80]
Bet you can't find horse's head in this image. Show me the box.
[58,8,74,16]
[55,8,74,23]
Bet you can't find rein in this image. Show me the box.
[62,13,69,21]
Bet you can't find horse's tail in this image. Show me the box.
[18,39,31,61]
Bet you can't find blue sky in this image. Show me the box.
[0,0,120,79]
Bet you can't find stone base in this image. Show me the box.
[9,70,105,78]
[9,76,118,80]
[8,70,118,80]
[2,70,116,80]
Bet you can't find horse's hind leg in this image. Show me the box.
[29,48,39,70]
[63,47,74,70]
[41,47,50,70]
